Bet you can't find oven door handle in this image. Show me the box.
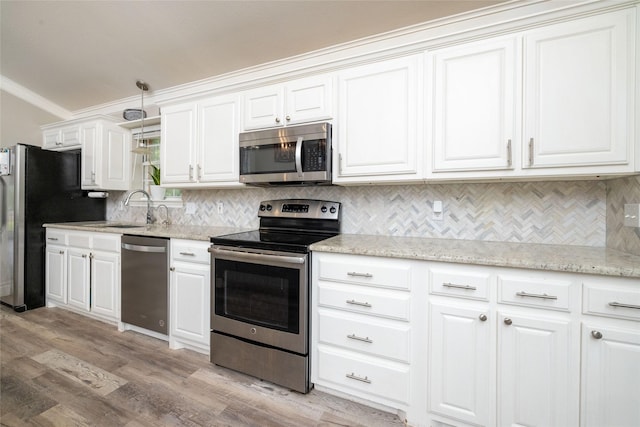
[209,247,306,265]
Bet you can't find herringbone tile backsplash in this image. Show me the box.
[607,175,640,254]
[108,180,622,248]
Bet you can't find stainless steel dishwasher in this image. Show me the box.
[121,235,169,334]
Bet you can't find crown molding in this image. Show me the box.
[0,75,72,119]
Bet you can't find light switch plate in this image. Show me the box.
[432,200,443,221]
[624,204,640,227]
[185,202,196,215]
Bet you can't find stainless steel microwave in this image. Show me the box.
[239,122,332,186]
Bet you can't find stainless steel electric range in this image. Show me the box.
[209,199,341,393]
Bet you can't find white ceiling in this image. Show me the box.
[1,0,504,116]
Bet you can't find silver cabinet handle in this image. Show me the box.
[507,139,512,167]
[528,138,534,166]
[443,282,476,291]
[347,334,373,344]
[347,272,373,278]
[188,165,193,181]
[59,250,64,255]
[504,318,513,325]
[179,252,195,256]
[285,115,291,121]
[591,330,603,339]
[516,291,558,300]
[169,267,175,272]
[81,254,87,258]
[609,302,640,310]
[47,237,59,241]
[197,164,201,180]
[346,373,371,384]
[275,117,281,123]
[479,314,487,322]
[346,299,372,308]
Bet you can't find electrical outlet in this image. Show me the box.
[217,202,224,214]
[624,204,640,227]
[432,200,444,221]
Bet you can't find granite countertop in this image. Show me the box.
[310,234,640,279]
[43,221,247,241]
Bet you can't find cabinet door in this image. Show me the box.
[42,129,61,150]
[243,84,284,130]
[430,36,517,172]
[45,245,66,304]
[170,262,210,345]
[100,125,130,190]
[429,301,493,426]
[67,248,90,312]
[523,9,634,169]
[91,251,119,320]
[81,124,98,188]
[498,311,578,427]
[285,75,333,125]
[199,95,239,183]
[581,323,640,427]
[336,55,422,182]
[161,103,197,184]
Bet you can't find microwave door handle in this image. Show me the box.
[295,136,304,177]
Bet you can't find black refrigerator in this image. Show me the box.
[0,144,106,312]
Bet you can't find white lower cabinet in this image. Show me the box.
[312,252,427,425]
[428,265,580,427]
[169,239,211,354]
[45,228,121,323]
[580,276,640,427]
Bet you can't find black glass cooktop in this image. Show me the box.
[211,229,338,254]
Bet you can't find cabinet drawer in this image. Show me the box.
[318,309,410,362]
[92,234,120,252]
[46,229,67,245]
[318,282,410,321]
[583,283,640,321]
[317,255,412,290]
[430,268,491,301]
[317,346,410,405]
[498,274,573,312]
[172,240,210,264]
[67,232,92,248]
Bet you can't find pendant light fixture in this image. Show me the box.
[131,80,151,154]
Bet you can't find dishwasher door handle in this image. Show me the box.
[122,242,167,253]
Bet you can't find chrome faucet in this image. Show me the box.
[156,204,170,226]
[123,189,153,224]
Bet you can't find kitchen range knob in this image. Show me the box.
[504,318,513,325]
[266,204,272,211]
[321,206,328,213]
[330,206,337,214]
[591,330,603,339]
[479,314,487,321]
[259,204,265,211]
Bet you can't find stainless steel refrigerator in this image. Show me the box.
[0,144,106,312]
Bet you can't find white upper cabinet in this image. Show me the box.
[426,7,636,181]
[334,54,423,184]
[523,9,635,171]
[42,124,81,150]
[80,120,131,191]
[242,74,333,130]
[428,36,518,173]
[161,94,241,188]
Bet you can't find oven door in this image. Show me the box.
[209,245,308,354]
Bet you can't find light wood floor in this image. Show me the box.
[0,305,406,426]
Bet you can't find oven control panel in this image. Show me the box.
[259,199,340,220]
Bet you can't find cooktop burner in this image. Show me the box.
[211,199,341,253]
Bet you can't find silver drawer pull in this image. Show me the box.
[609,301,640,310]
[179,252,195,256]
[347,271,373,278]
[47,237,59,241]
[516,291,558,300]
[591,330,603,339]
[443,282,477,291]
[346,299,372,308]
[346,373,371,384]
[347,334,373,344]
